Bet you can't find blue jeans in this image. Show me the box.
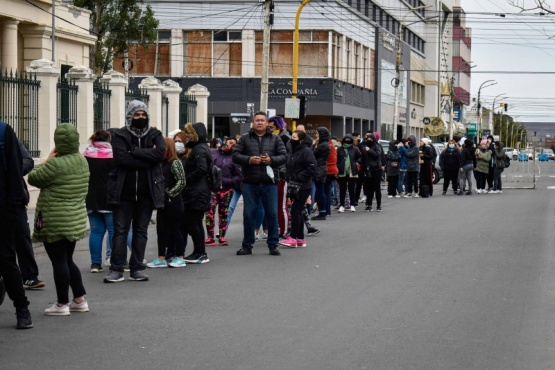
[324,175,335,215]
[314,180,326,216]
[241,183,279,249]
[88,211,114,265]
[227,188,242,225]
[398,170,407,194]
[254,203,268,231]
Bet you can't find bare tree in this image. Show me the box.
[508,0,553,13]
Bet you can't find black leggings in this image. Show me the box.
[44,239,86,305]
[183,209,206,255]
[157,198,184,257]
[364,171,382,207]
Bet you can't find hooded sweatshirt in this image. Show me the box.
[493,141,506,169]
[405,135,420,172]
[28,123,90,243]
[313,127,331,183]
[182,122,212,211]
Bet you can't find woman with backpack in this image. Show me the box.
[385,140,401,199]
[491,141,506,194]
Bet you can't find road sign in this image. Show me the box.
[467,123,477,130]
[423,117,431,125]
[284,98,300,118]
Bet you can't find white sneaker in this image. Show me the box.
[104,258,111,267]
[414,193,420,198]
[359,195,367,203]
[498,190,503,194]
[395,195,401,198]
[338,206,345,213]
[69,299,89,312]
[387,195,393,198]
[44,303,70,316]
[476,189,481,194]
[350,205,356,212]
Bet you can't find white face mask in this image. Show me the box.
[175,141,185,153]
[449,144,455,148]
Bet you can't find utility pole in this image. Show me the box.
[260,0,273,114]
[52,0,55,63]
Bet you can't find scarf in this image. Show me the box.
[83,141,113,159]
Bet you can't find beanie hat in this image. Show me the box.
[480,139,488,145]
[421,137,431,145]
[373,131,381,141]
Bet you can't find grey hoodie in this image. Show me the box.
[125,100,151,138]
[406,135,420,172]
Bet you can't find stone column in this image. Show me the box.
[101,70,128,128]
[170,29,184,77]
[20,25,52,69]
[66,66,96,151]
[26,59,59,158]
[163,79,183,134]
[186,84,210,125]
[2,20,19,72]
[242,30,255,77]
[139,77,164,129]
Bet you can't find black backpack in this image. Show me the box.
[504,156,511,168]
[208,162,222,192]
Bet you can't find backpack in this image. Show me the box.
[0,121,7,172]
[504,155,511,168]
[429,144,437,165]
[208,161,222,192]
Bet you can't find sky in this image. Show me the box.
[461,0,555,123]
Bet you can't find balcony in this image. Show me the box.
[453,26,471,48]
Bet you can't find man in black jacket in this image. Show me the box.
[232,111,287,256]
[104,100,165,283]
[0,121,33,329]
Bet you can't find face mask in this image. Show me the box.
[175,141,185,153]
[367,139,374,146]
[273,129,280,135]
[132,117,148,129]
[343,143,352,148]
[449,144,455,149]
[222,143,234,152]
[290,139,301,149]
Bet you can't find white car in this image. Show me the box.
[543,149,554,160]
[504,147,518,160]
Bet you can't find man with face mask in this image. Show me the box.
[104,100,166,283]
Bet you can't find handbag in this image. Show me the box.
[286,180,302,199]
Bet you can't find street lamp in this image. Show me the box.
[291,0,312,131]
[477,80,497,140]
[491,93,507,140]
[394,4,431,138]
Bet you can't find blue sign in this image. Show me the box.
[453,108,461,121]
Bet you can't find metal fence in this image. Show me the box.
[93,79,111,131]
[125,87,150,107]
[57,76,78,126]
[0,70,41,156]
[179,93,197,130]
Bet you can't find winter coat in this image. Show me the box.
[494,142,506,169]
[211,147,241,191]
[0,121,26,208]
[162,159,185,207]
[286,136,316,190]
[232,127,287,184]
[398,144,408,170]
[361,134,385,175]
[107,100,166,209]
[460,145,477,167]
[327,141,339,176]
[28,123,89,243]
[336,135,362,177]
[406,135,420,172]
[439,146,462,171]
[419,144,434,165]
[385,141,402,176]
[182,122,212,212]
[84,141,115,211]
[313,127,331,183]
[475,148,492,174]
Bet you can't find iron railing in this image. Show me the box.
[93,79,111,131]
[0,70,41,156]
[125,87,150,108]
[179,93,197,130]
[57,76,78,126]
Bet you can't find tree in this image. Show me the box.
[508,0,555,14]
[74,0,159,75]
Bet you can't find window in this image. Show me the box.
[410,81,425,105]
[184,30,242,77]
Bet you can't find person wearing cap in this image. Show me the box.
[475,139,492,194]
[103,100,166,283]
[419,137,434,198]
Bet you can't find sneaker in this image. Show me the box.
[15,308,33,329]
[387,195,393,198]
[146,258,167,268]
[405,193,412,198]
[90,263,103,273]
[23,278,45,290]
[103,271,124,283]
[350,205,356,212]
[359,195,367,203]
[296,239,307,248]
[44,303,70,316]
[205,237,217,246]
[256,233,268,242]
[236,248,252,255]
[338,206,345,213]
[307,226,320,236]
[376,207,382,212]
[394,195,401,198]
[129,270,149,281]
[498,190,503,194]
[364,205,372,212]
[311,214,327,221]
[279,236,298,248]
[351,202,358,207]
[123,263,130,272]
[68,299,89,312]
[168,257,186,268]
[218,236,229,246]
[184,253,210,264]
[103,258,111,267]
[465,191,473,196]
[269,248,281,256]
[414,193,420,198]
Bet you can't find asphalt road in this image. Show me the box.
[2,160,555,370]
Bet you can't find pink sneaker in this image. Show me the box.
[296,239,307,248]
[279,236,297,248]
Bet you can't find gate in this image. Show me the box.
[93,79,111,131]
[0,70,41,156]
[57,76,78,126]
[179,93,197,130]
[125,87,149,107]
[502,149,538,189]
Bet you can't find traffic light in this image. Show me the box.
[298,96,306,119]
[504,103,508,112]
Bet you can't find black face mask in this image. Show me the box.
[132,118,148,129]
[366,139,375,146]
[290,139,301,149]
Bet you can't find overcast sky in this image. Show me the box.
[461,0,555,122]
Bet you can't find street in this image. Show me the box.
[2,162,555,370]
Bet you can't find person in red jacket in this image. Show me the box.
[324,135,339,217]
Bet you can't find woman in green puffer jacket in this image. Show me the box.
[28,123,90,316]
[474,139,492,194]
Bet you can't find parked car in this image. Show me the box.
[518,152,529,161]
[538,153,549,161]
[543,148,554,160]
[504,147,518,160]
